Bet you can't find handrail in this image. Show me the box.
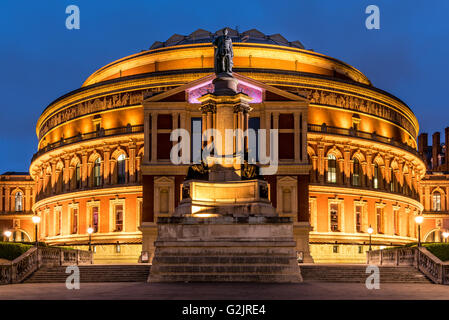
[367,246,449,284]
[0,246,93,285]
[32,124,144,162]
[308,123,419,157]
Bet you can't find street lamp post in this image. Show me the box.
[87,227,94,252]
[367,225,374,251]
[415,215,424,247]
[32,215,41,247]
[3,230,12,242]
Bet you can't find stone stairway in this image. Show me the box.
[24,264,151,283]
[149,245,301,282]
[300,264,430,283]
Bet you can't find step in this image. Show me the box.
[150,264,299,274]
[152,256,295,264]
[299,265,430,283]
[24,264,151,283]
[149,273,301,283]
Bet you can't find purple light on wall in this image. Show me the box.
[188,80,263,103]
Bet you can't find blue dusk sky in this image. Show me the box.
[0,0,448,172]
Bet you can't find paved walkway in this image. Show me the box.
[2,282,449,300]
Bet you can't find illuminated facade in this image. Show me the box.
[418,128,449,242]
[0,172,35,242]
[23,28,433,263]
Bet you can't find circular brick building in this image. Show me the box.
[30,28,426,263]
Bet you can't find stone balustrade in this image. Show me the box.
[367,246,449,284]
[0,246,93,285]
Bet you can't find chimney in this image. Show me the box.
[418,133,427,156]
[432,132,441,170]
[418,133,429,168]
[445,127,449,170]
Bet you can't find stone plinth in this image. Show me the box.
[175,179,275,217]
[212,76,238,96]
[148,216,302,283]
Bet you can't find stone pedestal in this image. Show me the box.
[149,216,301,283]
[212,76,238,96]
[139,222,157,263]
[293,222,314,263]
[147,74,305,283]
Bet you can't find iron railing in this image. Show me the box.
[308,123,419,157]
[32,124,144,162]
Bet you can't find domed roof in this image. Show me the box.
[149,28,305,50]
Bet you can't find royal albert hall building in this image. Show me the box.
[28,28,426,263]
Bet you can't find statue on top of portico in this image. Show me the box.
[213,28,234,76]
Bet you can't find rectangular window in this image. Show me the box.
[248,117,260,163]
[157,114,172,129]
[92,206,99,233]
[58,210,62,235]
[278,114,294,160]
[279,114,294,129]
[327,155,337,183]
[373,164,379,189]
[278,133,294,160]
[157,133,172,160]
[333,245,339,253]
[394,209,399,235]
[376,207,384,234]
[433,193,441,211]
[330,203,339,232]
[115,204,123,232]
[191,118,202,164]
[55,209,61,236]
[71,208,78,234]
[355,205,362,233]
[45,211,49,237]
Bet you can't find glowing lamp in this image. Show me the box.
[192,213,219,218]
[4,230,12,238]
[32,215,41,224]
[443,232,449,239]
[87,227,94,234]
[414,216,424,224]
[367,227,374,234]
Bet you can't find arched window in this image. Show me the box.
[373,163,380,189]
[327,154,337,183]
[117,154,126,184]
[433,192,442,211]
[352,158,361,186]
[390,169,397,192]
[75,163,81,189]
[93,158,101,187]
[15,191,23,212]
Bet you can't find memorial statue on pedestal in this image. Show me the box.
[213,28,233,76]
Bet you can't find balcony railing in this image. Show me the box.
[32,124,144,162]
[308,123,419,157]
[310,179,420,201]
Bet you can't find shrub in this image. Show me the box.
[0,242,33,261]
[423,243,449,262]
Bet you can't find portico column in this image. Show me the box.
[103,148,110,185]
[151,112,157,163]
[81,152,87,188]
[129,143,136,183]
[294,112,300,162]
[63,157,70,192]
[144,113,150,163]
[5,187,10,212]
